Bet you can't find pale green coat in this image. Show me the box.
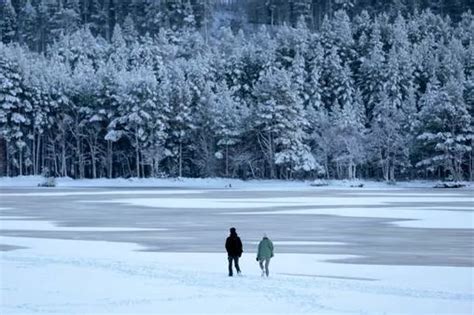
[257,237,274,260]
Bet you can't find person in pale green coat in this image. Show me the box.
[256,233,274,277]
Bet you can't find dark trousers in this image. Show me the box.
[228,256,241,276]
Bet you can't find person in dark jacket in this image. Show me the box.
[225,227,243,277]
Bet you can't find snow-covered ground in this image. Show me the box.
[1,235,473,314]
[1,175,472,190]
[0,179,473,314]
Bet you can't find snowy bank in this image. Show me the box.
[1,176,472,190]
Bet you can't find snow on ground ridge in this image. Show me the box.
[1,236,472,314]
[1,175,473,190]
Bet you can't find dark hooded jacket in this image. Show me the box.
[225,230,243,257]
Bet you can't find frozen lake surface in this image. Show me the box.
[0,184,473,314]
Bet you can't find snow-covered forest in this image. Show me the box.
[0,0,473,181]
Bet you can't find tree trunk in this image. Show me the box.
[269,134,275,179]
[151,156,156,177]
[18,146,23,176]
[225,145,229,177]
[348,161,356,180]
[104,0,111,41]
[77,131,85,179]
[36,133,41,175]
[51,138,58,176]
[135,130,140,178]
[91,145,97,179]
[383,159,389,182]
[325,154,329,179]
[256,132,275,179]
[6,141,11,176]
[0,138,6,176]
[125,154,133,177]
[61,136,67,177]
[389,163,395,182]
[178,142,183,178]
[470,141,473,182]
[32,133,36,175]
[248,161,256,178]
[107,140,113,178]
[41,135,46,174]
[328,0,333,17]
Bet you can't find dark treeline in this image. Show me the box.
[243,0,472,28]
[0,1,473,181]
[1,0,473,51]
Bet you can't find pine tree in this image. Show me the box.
[194,0,214,40]
[129,0,149,36]
[331,89,366,179]
[122,14,138,44]
[307,106,332,178]
[369,92,406,182]
[144,0,163,37]
[416,77,472,181]
[291,0,312,27]
[146,63,170,177]
[368,45,414,182]
[88,0,106,37]
[66,56,98,179]
[357,19,385,122]
[110,24,128,70]
[45,0,62,42]
[353,10,372,57]
[52,26,108,71]
[60,0,81,35]
[161,0,197,31]
[109,66,159,178]
[291,52,307,102]
[163,64,195,177]
[101,60,123,178]
[320,10,354,63]
[321,46,353,111]
[306,42,323,113]
[35,0,49,52]
[210,81,247,177]
[465,41,474,181]
[19,51,57,176]
[252,67,316,178]
[0,47,32,176]
[0,0,17,44]
[335,0,355,12]
[19,0,37,49]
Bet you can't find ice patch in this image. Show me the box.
[99,195,473,229]
[0,220,168,232]
[349,192,466,197]
[0,189,208,197]
[0,216,36,220]
[231,207,474,229]
[102,196,473,209]
[249,241,345,246]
